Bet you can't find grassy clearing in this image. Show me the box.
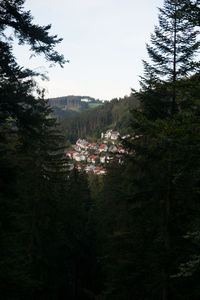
[88,103,102,109]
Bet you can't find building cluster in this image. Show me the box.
[64,129,127,175]
[101,129,120,140]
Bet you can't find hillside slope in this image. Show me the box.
[61,94,139,143]
[47,95,105,119]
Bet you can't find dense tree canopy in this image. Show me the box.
[94,1,200,299]
[61,95,138,143]
[0,1,98,299]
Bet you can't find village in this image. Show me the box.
[64,129,130,175]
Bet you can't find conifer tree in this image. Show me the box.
[181,0,200,26]
[0,1,70,298]
[140,0,200,116]
[124,1,200,299]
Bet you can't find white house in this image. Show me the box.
[100,156,106,164]
[109,145,118,153]
[81,98,91,103]
[76,138,89,150]
[105,129,112,139]
[111,131,120,140]
[99,144,108,152]
[73,153,86,162]
[105,154,113,162]
[87,155,99,164]
[122,134,131,139]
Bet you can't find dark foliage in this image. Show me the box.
[61,95,138,143]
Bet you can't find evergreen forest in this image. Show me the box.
[47,95,104,121]
[61,95,139,143]
[0,1,200,299]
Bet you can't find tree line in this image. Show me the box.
[61,95,138,143]
[47,96,104,121]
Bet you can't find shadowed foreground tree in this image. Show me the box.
[95,1,200,299]
[0,1,84,299]
[0,2,100,299]
[140,0,200,118]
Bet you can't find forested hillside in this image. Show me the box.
[61,94,139,142]
[47,95,104,120]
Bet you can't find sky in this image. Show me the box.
[14,0,164,100]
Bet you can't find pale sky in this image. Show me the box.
[13,0,164,100]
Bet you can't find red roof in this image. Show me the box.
[99,144,107,149]
[94,167,107,174]
[89,155,98,159]
[95,167,104,171]
[65,151,76,157]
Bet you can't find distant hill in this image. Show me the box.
[61,94,139,143]
[47,95,106,119]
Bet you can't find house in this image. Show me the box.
[121,134,130,139]
[88,155,99,164]
[73,153,86,162]
[76,138,89,150]
[65,151,76,159]
[99,144,108,152]
[72,144,81,151]
[100,156,106,164]
[73,153,81,162]
[118,147,125,154]
[108,145,118,153]
[85,165,96,173]
[104,129,112,139]
[94,167,107,175]
[81,98,90,103]
[64,150,71,158]
[89,142,99,150]
[82,150,89,156]
[100,155,112,163]
[70,151,78,159]
[99,168,107,175]
[105,154,113,162]
[111,131,120,140]
[76,164,85,171]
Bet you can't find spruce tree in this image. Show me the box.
[125,1,200,299]
[140,0,200,116]
[181,0,200,26]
